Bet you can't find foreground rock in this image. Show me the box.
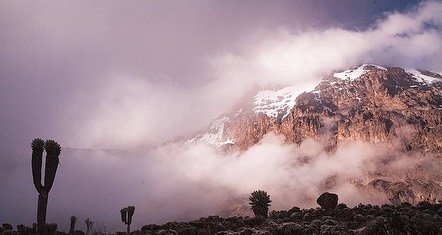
[139,201,442,235]
[317,192,339,211]
[4,201,441,234]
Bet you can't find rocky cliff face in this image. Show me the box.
[188,64,442,205]
[191,64,442,154]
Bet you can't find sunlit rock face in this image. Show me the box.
[188,64,442,206]
[193,64,442,154]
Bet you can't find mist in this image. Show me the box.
[1,0,442,233]
[5,134,439,232]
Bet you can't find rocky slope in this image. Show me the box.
[9,200,442,234]
[140,200,442,235]
[191,64,442,153]
[188,64,442,205]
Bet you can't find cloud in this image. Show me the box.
[21,133,436,232]
[58,1,442,149]
[212,1,442,87]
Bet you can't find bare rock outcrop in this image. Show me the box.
[212,65,442,153]
[317,192,339,211]
[187,64,442,206]
[140,200,442,235]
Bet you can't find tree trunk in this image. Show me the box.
[70,222,74,234]
[127,224,130,234]
[37,191,48,235]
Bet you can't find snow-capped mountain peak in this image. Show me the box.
[253,86,305,119]
[332,64,442,85]
[406,69,442,85]
[333,64,387,81]
[186,64,441,151]
[188,116,233,147]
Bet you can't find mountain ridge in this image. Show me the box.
[181,64,442,207]
[189,64,442,153]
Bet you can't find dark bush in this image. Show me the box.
[2,224,13,231]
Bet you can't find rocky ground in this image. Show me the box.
[3,200,442,235]
[138,201,442,235]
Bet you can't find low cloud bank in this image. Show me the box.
[62,1,442,149]
[8,134,434,232]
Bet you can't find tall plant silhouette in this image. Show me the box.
[85,218,94,235]
[249,190,272,218]
[31,138,61,235]
[69,216,76,234]
[120,206,135,234]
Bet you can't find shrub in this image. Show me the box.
[249,190,272,218]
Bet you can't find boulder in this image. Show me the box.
[317,192,338,210]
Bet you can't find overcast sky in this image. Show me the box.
[1,0,434,150]
[1,0,442,232]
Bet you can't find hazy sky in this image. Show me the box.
[1,0,442,232]
[1,0,433,149]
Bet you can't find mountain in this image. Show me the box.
[190,64,441,153]
[187,64,442,205]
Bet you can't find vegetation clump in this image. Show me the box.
[3,198,442,234]
[140,197,442,235]
[70,216,76,234]
[249,190,272,218]
[120,206,135,234]
[85,218,93,235]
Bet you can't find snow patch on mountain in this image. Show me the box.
[406,69,442,84]
[186,64,442,150]
[333,64,386,81]
[189,116,233,147]
[253,86,306,119]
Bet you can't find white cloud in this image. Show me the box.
[212,1,442,90]
[63,2,442,149]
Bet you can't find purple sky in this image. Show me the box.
[1,0,441,232]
